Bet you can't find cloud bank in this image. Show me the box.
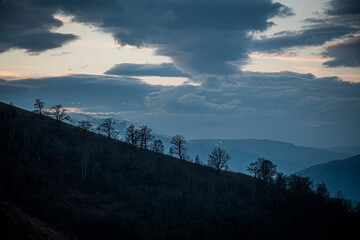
[1,0,292,75]
[0,2,78,53]
[2,0,359,72]
[322,35,360,67]
[252,0,360,67]
[1,72,359,147]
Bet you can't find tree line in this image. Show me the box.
[33,98,346,202]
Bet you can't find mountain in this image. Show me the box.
[67,113,350,174]
[186,139,349,174]
[326,146,360,157]
[2,102,357,239]
[298,154,360,201]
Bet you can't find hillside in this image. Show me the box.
[298,154,360,201]
[0,202,69,240]
[0,101,358,240]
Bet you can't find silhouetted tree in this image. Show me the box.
[100,118,119,141]
[6,102,17,139]
[125,124,139,146]
[208,147,230,175]
[354,202,360,216]
[33,98,46,123]
[247,157,277,183]
[95,125,101,135]
[50,104,70,134]
[151,139,164,153]
[169,134,187,160]
[139,125,153,150]
[194,155,201,164]
[80,144,90,180]
[286,174,313,194]
[78,120,93,138]
[334,190,352,211]
[275,172,287,189]
[315,183,330,199]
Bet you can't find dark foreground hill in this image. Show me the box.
[298,154,360,201]
[0,102,358,240]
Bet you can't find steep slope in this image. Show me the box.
[0,102,357,240]
[187,139,348,173]
[298,154,360,201]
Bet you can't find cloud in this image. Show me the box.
[326,0,360,16]
[0,2,78,53]
[144,85,255,114]
[0,74,158,111]
[105,63,190,77]
[252,24,357,53]
[2,0,292,75]
[2,72,359,147]
[252,0,360,67]
[50,51,71,56]
[322,35,360,67]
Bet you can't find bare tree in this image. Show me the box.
[125,124,139,146]
[275,172,287,189]
[286,174,313,194]
[247,157,277,183]
[208,147,230,175]
[78,120,93,138]
[33,98,46,123]
[169,134,187,160]
[315,183,330,199]
[50,104,70,134]
[151,139,164,153]
[95,125,101,135]
[139,125,153,150]
[100,118,119,141]
[194,155,201,164]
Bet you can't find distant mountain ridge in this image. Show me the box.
[68,113,354,174]
[186,139,351,173]
[298,154,360,201]
[326,146,360,157]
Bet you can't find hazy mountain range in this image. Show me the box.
[69,113,358,174]
[298,154,360,201]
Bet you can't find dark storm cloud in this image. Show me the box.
[319,0,360,67]
[105,63,190,77]
[252,0,360,67]
[326,0,360,16]
[2,0,292,74]
[322,36,360,67]
[0,75,158,111]
[252,24,357,52]
[1,72,359,146]
[0,1,78,53]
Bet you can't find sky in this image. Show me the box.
[0,0,360,147]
